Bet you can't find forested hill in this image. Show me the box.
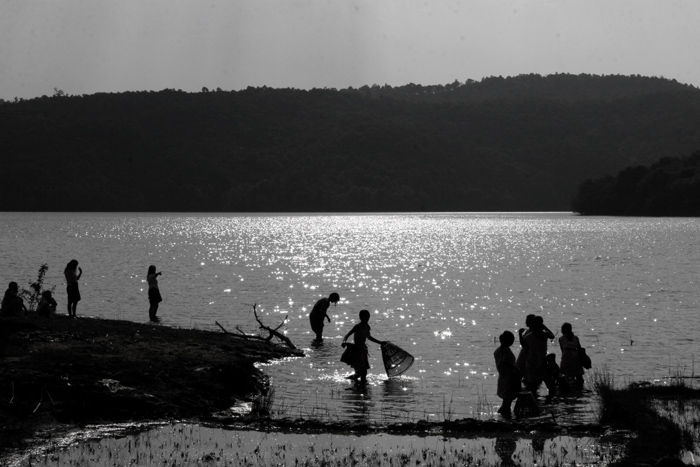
[572,151,700,216]
[2,73,700,212]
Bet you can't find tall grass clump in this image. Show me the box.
[590,365,616,424]
[19,263,55,312]
[251,384,276,418]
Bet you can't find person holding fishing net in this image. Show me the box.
[341,309,415,384]
[341,309,384,384]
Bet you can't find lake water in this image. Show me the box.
[1,212,698,424]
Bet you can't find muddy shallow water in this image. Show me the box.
[13,422,625,467]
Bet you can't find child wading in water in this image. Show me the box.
[341,309,385,384]
[494,330,521,416]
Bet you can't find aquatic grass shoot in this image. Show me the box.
[16,423,625,467]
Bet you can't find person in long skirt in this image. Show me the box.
[64,260,82,318]
[494,330,521,416]
[341,309,385,384]
[559,322,585,388]
[147,265,163,322]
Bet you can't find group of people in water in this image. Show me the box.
[308,291,588,403]
[494,314,588,416]
[6,273,586,405]
[1,260,164,323]
[309,292,387,384]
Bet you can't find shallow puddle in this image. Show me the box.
[15,422,624,466]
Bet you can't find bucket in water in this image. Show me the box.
[514,391,540,417]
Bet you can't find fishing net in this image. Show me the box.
[380,341,414,377]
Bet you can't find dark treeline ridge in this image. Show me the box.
[2,73,700,212]
[572,150,700,216]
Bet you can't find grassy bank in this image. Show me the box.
[591,367,700,466]
[0,314,302,458]
[3,315,698,466]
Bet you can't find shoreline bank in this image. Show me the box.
[2,315,697,466]
[0,314,301,459]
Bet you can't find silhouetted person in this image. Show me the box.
[309,292,339,342]
[1,282,27,316]
[341,309,385,384]
[559,322,585,389]
[64,260,82,318]
[544,353,560,395]
[524,316,554,394]
[147,265,163,322]
[515,314,536,378]
[494,330,520,416]
[36,290,57,317]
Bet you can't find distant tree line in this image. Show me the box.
[1,73,700,212]
[572,151,700,216]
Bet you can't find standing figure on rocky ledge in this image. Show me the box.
[64,260,82,318]
[147,265,163,322]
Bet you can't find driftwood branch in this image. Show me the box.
[253,304,297,349]
[214,304,298,350]
[215,321,266,341]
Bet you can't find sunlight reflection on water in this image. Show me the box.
[1,212,698,424]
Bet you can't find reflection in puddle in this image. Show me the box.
[15,423,624,467]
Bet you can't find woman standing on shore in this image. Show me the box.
[64,260,82,318]
[147,265,163,322]
[559,322,585,388]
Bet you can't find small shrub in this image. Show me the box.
[251,384,276,418]
[19,264,55,312]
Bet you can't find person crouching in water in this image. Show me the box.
[341,309,385,384]
[494,330,521,416]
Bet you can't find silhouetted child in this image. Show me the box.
[544,353,560,395]
[341,309,385,384]
[147,265,163,322]
[494,330,521,416]
[1,282,27,316]
[36,290,58,317]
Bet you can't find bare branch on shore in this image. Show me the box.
[214,304,297,350]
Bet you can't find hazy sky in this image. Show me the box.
[2,0,699,100]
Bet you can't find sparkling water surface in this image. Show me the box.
[1,212,698,424]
